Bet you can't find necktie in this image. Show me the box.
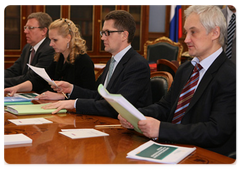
[226,13,236,59]
[30,48,35,64]
[106,57,116,86]
[172,63,203,124]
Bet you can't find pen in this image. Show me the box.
[51,79,68,99]
[62,92,68,99]
[95,124,122,128]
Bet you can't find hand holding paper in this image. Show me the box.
[27,64,68,99]
[51,81,73,94]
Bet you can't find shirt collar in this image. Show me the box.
[32,37,46,52]
[112,45,131,63]
[191,47,223,71]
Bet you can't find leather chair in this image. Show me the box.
[144,36,183,64]
[157,59,178,78]
[150,71,173,103]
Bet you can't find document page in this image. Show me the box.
[59,129,109,139]
[27,64,56,86]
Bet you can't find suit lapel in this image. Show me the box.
[22,45,32,73]
[106,47,133,89]
[185,52,226,113]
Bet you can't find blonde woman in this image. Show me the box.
[5,18,95,100]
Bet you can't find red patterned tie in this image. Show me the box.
[172,63,203,124]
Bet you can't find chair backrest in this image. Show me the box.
[150,71,173,103]
[144,36,183,64]
[157,59,178,78]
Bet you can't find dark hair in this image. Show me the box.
[104,10,136,43]
[28,12,52,36]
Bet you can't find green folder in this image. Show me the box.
[5,103,67,115]
[97,84,146,133]
[4,101,33,106]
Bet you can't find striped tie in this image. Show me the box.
[226,13,236,59]
[106,57,116,86]
[172,63,203,124]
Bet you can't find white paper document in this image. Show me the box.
[8,118,53,125]
[127,140,196,164]
[4,133,32,145]
[59,128,109,139]
[27,64,57,86]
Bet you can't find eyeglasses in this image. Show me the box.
[100,30,124,37]
[24,26,43,30]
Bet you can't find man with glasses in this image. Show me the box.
[5,12,54,88]
[43,10,152,119]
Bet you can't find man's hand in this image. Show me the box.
[42,100,75,114]
[118,114,134,129]
[138,117,160,138]
[51,81,73,94]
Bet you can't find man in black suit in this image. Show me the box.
[5,12,54,88]
[119,6,236,157]
[43,10,152,118]
[221,5,236,64]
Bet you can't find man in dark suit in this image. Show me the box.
[5,12,54,88]
[119,6,236,157]
[43,10,152,119]
[221,5,236,64]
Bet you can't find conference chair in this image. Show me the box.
[144,36,183,64]
[150,71,173,103]
[157,59,178,78]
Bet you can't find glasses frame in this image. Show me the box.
[24,26,44,30]
[100,30,124,37]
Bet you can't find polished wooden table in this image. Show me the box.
[4,101,235,164]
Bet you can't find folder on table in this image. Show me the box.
[5,103,67,115]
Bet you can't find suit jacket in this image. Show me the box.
[70,47,152,118]
[4,37,55,87]
[222,7,236,64]
[139,51,236,156]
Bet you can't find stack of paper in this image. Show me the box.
[127,140,196,164]
[59,129,109,139]
[8,118,52,125]
[4,134,32,145]
[4,96,33,106]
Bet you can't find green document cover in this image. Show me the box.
[98,84,146,133]
[5,103,67,115]
[4,101,33,106]
[137,144,177,160]
[127,140,196,164]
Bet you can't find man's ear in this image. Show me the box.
[41,27,48,36]
[212,26,220,41]
[122,31,129,41]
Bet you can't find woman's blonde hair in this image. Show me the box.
[49,18,87,64]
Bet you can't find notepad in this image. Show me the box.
[5,103,67,115]
[4,134,32,145]
[59,129,109,139]
[127,140,196,164]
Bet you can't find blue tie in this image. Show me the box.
[106,57,116,86]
